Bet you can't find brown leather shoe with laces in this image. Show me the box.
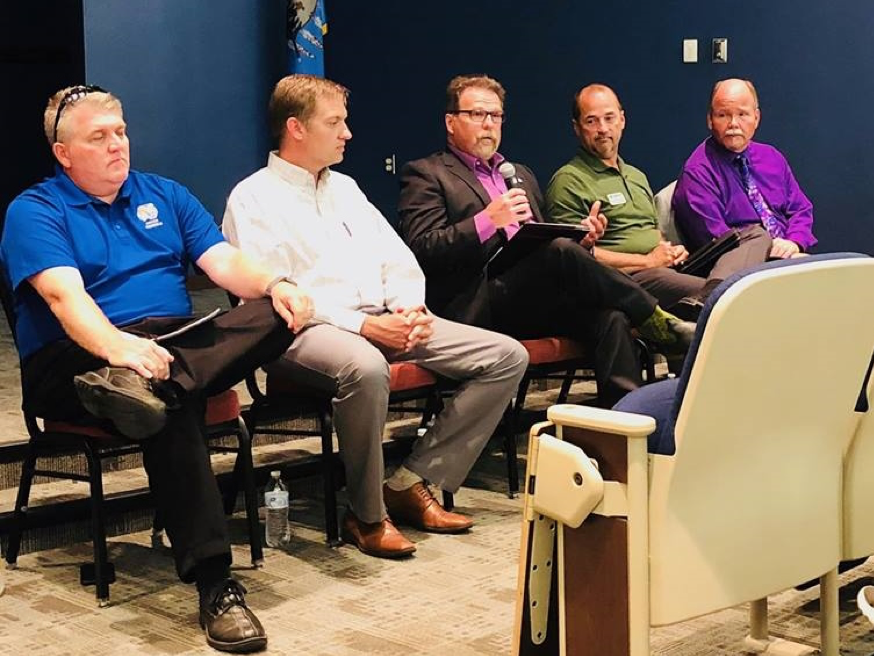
[341,510,416,559]
[199,579,267,653]
[384,482,473,534]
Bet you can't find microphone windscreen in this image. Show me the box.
[498,162,517,180]
[498,162,523,189]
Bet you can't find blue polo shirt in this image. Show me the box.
[1,168,225,359]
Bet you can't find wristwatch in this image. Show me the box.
[264,275,295,296]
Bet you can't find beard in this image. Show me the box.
[471,135,498,160]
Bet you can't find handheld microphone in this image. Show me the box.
[498,162,524,190]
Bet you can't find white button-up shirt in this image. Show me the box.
[222,152,426,333]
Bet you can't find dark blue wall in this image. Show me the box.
[326,1,874,255]
[83,0,286,220]
[1,1,85,217]
[77,1,873,255]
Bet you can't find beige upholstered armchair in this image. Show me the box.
[513,254,874,656]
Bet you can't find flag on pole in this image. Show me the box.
[287,0,327,76]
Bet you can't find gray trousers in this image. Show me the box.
[630,267,706,309]
[709,225,773,280]
[634,226,775,306]
[267,315,528,523]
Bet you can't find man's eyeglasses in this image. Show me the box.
[52,85,107,143]
[448,109,506,125]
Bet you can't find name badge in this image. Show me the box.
[606,192,626,207]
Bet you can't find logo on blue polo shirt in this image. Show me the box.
[136,203,164,229]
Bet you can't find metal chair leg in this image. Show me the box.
[222,453,241,516]
[513,376,532,430]
[319,408,340,546]
[557,368,577,404]
[502,403,519,497]
[505,377,534,497]
[421,389,441,428]
[233,418,264,566]
[5,448,37,568]
[152,504,165,534]
[637,339,656,382]
[82,441,113,606]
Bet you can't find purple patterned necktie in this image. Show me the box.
[735,153,784,238]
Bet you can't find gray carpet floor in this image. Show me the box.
[4,460,874,655]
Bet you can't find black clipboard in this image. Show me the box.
[485,222,589,279]
[675,228,741,277]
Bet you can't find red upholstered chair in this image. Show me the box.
[0,273,263,607]
[2,389,262,607]
[506,336,655,495]
[507,338,593,494]
[243,361,442,546]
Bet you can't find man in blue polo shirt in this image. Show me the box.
[0,85,313,653]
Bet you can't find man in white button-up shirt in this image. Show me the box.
[223,75,528,559]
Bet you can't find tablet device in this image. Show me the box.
[675,229,740,277]
[485,222,589,279]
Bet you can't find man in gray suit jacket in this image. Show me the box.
[398,74,694,406]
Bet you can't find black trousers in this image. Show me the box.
[21,299,294,582]
[489,238,658,406]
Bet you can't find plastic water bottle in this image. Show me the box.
[264,470,291,547]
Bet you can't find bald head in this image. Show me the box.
[710,78,759,111]
[572,84,621,121]
[572,84,626,167]
[707,78,760,153]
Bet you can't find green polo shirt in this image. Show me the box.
[546,147,661,254]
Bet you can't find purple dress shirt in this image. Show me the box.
[672,137,816,251]
[448,145,524,242]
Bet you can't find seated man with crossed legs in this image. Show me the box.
[1,85,315,653]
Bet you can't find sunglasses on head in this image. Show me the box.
[52,85,107,144]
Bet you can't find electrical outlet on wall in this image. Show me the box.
[712,38,728,63]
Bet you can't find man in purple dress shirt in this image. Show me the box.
[673,78,816,298]
[398,74,696,406]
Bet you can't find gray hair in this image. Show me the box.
[709,79,759,113]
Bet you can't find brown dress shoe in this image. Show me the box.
[384,482,473,534]
[341,510,416,559]
[199,579,267,653]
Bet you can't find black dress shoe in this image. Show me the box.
[671,296,704,322]
[638,313,697,355]
[662,318,696,354]
[73,367,166,440]
[199,579,267,653]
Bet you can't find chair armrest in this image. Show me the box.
[547,404,656,439]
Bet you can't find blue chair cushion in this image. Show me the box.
[614,378,680,455]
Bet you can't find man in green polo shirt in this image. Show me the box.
[546,84,704,312]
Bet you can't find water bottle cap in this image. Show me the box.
[270,470,280,477]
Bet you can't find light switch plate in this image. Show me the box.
[682,39,698,63]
